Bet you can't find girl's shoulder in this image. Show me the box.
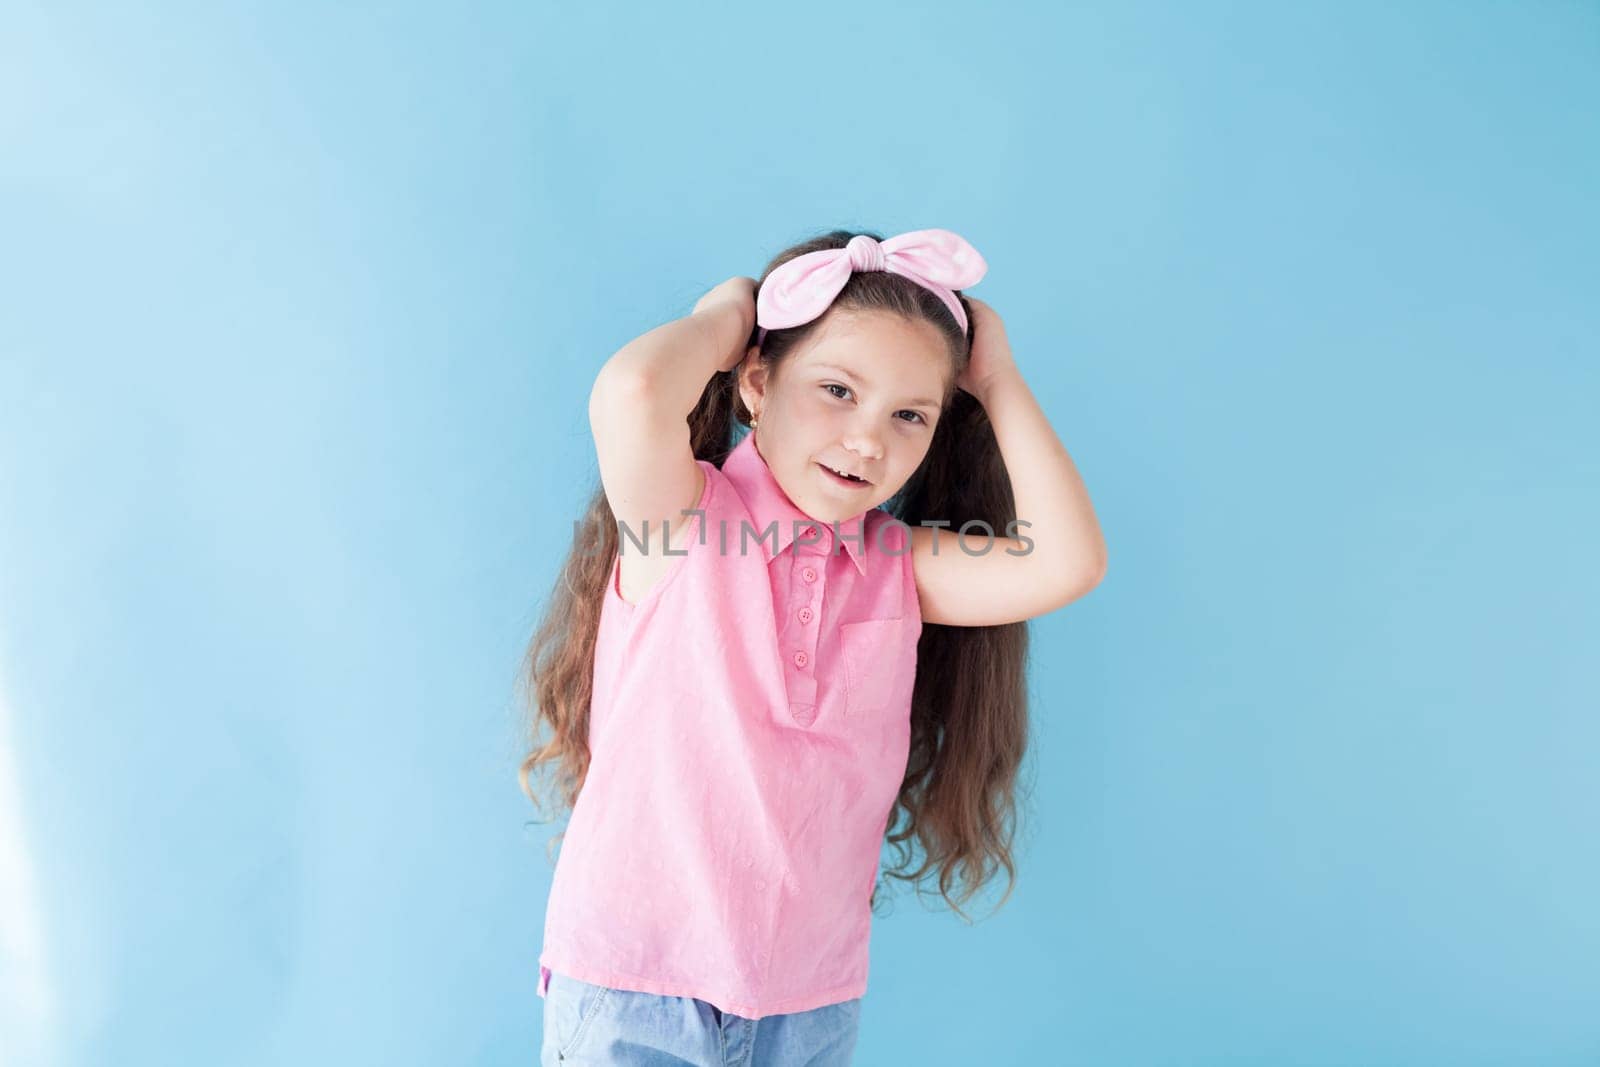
[861,506,914,558]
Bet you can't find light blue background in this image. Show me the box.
[3,3,1596,1065]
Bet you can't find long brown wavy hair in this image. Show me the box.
[517,229,1031,922]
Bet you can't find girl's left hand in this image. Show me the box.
[956,296,1018,400]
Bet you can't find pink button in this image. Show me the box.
[804,524,818,538]
[798,607,813,623]
[802,567,817,582]
[793,650,808,668]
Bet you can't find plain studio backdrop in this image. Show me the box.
[2,3,1596,1065]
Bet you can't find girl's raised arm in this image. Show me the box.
[587,279,753,585]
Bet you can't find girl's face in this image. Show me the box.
[737,308,951,524]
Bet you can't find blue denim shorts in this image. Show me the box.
[540,969,862,1066]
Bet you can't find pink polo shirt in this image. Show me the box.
[536,428,922,1020]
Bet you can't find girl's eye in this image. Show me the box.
[823,383,926,425]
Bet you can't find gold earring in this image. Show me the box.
[751,412,760,429]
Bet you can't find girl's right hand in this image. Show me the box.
[693,275,757,319]
[692,276,758,372]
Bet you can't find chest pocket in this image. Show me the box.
[840,616,919,717]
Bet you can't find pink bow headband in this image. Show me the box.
[754,229,987,347]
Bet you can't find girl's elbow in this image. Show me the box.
[1058,553,1107,606]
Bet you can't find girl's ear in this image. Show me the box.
[738,350,769,413]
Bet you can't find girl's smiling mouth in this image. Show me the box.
[818,461,872,488]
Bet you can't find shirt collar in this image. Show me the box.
[719,430,870,576]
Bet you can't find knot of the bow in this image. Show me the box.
[845,234,886,273]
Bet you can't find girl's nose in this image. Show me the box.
[841,425,885,463]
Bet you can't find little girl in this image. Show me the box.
[520,228,1107,1065]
